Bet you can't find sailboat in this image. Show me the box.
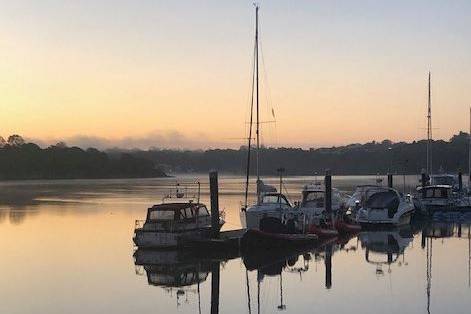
[416,74,471,213]
[239,5,295,231]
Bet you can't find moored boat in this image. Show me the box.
[133,183,224,249]
[353,187,414,226]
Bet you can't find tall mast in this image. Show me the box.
[243,29,256,209]
[243,5,260,208]
[255,5,260,186]
[426,72,432,176]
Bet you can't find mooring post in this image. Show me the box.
[209,170,220,239]
[387,173,393,188]
[325,170,332,213]
[459,171,463,192]
[210,261,220,314]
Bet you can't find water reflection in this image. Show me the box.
[133,249,228,313]
[132,221,471,314]
[359,227,413,276]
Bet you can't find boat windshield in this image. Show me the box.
[366,191,399,210]
[261,194,289,205]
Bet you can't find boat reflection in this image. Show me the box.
[241,233,358,313]
[134,249,209,310]
[134,249,227,313]
[358,227,413,276]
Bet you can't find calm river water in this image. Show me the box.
[0,175,470,314]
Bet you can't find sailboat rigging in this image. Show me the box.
[240,5,294,231]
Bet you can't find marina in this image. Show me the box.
[2,1,471,314]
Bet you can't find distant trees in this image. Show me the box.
[7,135,25,146]
[127,132,471,176]
[0,136,166,180]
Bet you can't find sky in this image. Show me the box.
[1,0,471,149]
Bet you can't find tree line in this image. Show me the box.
[0,135,166,180]
[1,132,469,180]
[121,132,471,176]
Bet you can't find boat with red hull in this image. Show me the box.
[334,220,362,234]
[307,223,339,238]
[240,229,318,250]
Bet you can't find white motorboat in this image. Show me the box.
[133,202,224,248]
[133,184,224,248]
[240,180,293,230]
[297,181,347,224]
[416,184,471,213]
[353,187,414,226]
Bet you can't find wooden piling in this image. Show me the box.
[387,173,393,188]
[459,171,463,191]
[209,171,220,239]
[210,261,220,314]
[325,170,332,213]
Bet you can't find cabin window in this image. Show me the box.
[149,210,175,221]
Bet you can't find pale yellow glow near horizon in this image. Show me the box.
[1,2,470,149]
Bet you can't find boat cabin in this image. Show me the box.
[418,185,452,199]
[142,202,212,231]
[431,174,458,189]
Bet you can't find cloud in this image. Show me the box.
[25,130,231,150]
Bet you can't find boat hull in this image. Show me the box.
[133,229,210,249]
[307,224,339,238]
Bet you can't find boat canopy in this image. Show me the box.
[365,190,400,212]
[146,203,209,222]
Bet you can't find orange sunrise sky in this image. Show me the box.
[1,0,470,149]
